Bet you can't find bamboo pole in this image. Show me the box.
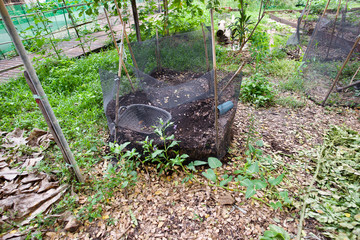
[220,62,245,95]
[210,9,219,153]
[62,0,86,55]
[201,23,210,72]
[0,0,84,183]
[114,23,126,141]
[348,65,360,86]
[325,0,342,59]
[321,0,331,17]
[113,0,138,69]
[104,8,135,92]
[322,35,360,105]
[155,28,161,71]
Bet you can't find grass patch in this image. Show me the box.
[262,59,302,79]
[275,95,306,108]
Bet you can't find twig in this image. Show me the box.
[296,147,324,240]
[119,224,132,238]
[336,79,360,92]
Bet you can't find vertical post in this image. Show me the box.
[322,35,360,105]
[113,0,138,69]
[325,0,342,59]
[155,28,161,71]
[104,8,135,92]
[62,0,86,55]
[210,9,219,153]
[61,3,71,39]
[201,23,210,71]
[321,0,331,18]
[35,0,61,59]
[163,0,169,35]
[0,0,84,183]
[114,23,126,141]
[130,0,141,42]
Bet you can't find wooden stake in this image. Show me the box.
[322,35,360,105]
[113,0,139,69]
[321,0,331,18]
[104,8,135,92]
[114,23,126,139]
[0,1,84,183]
[210,9,219,153]
[325,0,342,59]
[201,23,210,71]
[62,0,86,55]
[348,65,360,86]
[220,62,245,95]
[155,28,161,71]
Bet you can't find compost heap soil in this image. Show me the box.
[106,69,238,160]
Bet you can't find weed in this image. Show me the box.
[262,59,301,80]
[278,76,304,92]
[240,73,275,107]
[260,224,290,240]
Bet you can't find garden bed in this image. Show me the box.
[106,69,240,160]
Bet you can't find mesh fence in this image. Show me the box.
[302,8,360,106]
[100,29,242,159]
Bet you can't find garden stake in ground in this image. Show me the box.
[0,0,84,183]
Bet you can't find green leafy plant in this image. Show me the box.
[260,224,290,240]
[240,73,275,107]
[140,120,189,175]
[230,0,252,46]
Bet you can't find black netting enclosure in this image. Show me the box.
[302,8,360,106]
[100,29,242,160]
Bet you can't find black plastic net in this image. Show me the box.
[302,8,360,106]
[100,28,242,160]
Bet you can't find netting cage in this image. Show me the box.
[301,8,360,107]
[100,28,242,160]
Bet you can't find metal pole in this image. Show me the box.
[62,0,86,55]
[210,9,219,154]
[0,0,84,183]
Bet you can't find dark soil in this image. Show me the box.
[106,68,240,160]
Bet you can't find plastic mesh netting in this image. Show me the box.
[99,28,242,159]
[302,8,360,106]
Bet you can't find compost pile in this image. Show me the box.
[302,8,360,106]
[100,29,242,159]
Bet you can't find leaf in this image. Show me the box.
[256,140,264,147]
[247,162,259,174]
[202,169,217,183]
[208,157,222,169]
[240,178,254,188]
[260,224,290,240]
[121,181,129,188]
[220,176,233,186]
[129,209,138,226]
[193,160,207,166]
[253,180,267,190]
[269,173,285,186]
[279,191,291,204]
[245,186,256,199]
[151,149,163,158]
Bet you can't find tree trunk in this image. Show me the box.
[130,0,141,42]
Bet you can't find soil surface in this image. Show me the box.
[106,69,241,160]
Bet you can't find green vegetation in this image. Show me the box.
[303,126,360,239]
[240,73,275,107]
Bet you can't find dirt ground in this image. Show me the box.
[41,91,360,240]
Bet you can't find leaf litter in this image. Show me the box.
[0,128,68,239]
[2,95,360,239]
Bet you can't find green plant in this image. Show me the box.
[140,120,189,175]
[230,0,252,45]
[275,96,305,108]
[260,224,290,240]
[240,73,275,107]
